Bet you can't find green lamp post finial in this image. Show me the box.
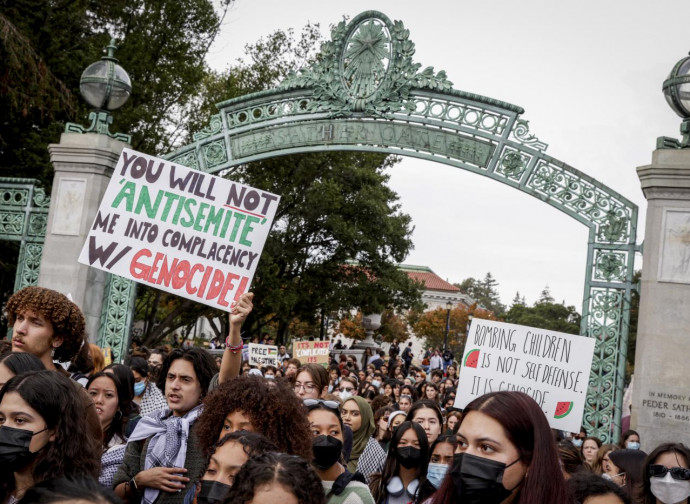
[64,37,132,142]
[658,51,690,149]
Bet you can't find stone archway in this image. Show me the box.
[165,10,638,441]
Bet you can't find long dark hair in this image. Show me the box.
[0,371,100,500]
[370,421,430,503]
[638,442,690,504]
[86,371,133,447]
[0,352,44,377]
[609,448,647,500]
[429,391,570,504]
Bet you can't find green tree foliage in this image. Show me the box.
[503,299,581,335]
[456,272,506,316]
[0,0,231,184]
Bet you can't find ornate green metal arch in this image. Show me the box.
[165,11,637,442]
[0,178,50,291]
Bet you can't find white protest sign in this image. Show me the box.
[454,319,595,432]
[248,343,279,367]
[78,149,280,310]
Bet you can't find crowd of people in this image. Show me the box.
[0,285,689,504]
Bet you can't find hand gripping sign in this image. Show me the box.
[454,319,595,432]
[79,149,280,310]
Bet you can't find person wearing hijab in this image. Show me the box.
[342,396,387,482]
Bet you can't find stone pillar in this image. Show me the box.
[633,148,690,451]
[40,132,128,341]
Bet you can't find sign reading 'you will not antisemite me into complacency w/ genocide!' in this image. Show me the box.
[78,149,281,310]
[454,319,595,432]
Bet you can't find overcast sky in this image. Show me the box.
[204,0,690,311]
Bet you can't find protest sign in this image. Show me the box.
[248,343,279,367]
[454,319,595,432]
[294,340,330,365]
[78,149,280,310]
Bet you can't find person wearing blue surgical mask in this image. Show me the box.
[417,434,457,501]
[620,429,641,451]
[128,356,168,416]
[571,427,587,448]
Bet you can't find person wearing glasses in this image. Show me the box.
[639,443,690,504]
[305,399,375,504]
[337,377,358,401]
[294,364,330,400]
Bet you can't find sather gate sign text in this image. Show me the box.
[165,11,638,441]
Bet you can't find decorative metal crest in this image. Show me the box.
[280,11,453,117]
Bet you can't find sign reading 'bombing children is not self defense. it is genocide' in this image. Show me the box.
[78,149,281,311]
[454,319,595,433]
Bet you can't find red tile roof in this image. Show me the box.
[401,265,460,293]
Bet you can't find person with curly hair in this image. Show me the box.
[183,431,277,503]
[224,451,326,504]
[5,286,102,443]
[194,374,313,461]
[0,370,101,503]
[112,347,218,503]
[6,286,86,369]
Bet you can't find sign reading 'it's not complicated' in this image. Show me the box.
[78,149,280,310]
[454,319,595,432]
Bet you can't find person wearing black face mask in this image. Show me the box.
[426,391,571,504]
[305,399,375,504]
[369,421,434,504]
[185,431,278,504]
[0,371,101,503]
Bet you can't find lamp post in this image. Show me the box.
[660,52,690,148]
[65,38,132,142]
[443,301,453,352]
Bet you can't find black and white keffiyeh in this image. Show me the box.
[127,405,203,504]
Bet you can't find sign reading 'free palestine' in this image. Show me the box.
[454,319,595,433]
[78,148,280,311]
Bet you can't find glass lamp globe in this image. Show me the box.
[79,40,132,111]
[663,52,690,119]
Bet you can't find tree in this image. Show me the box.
[456,272,506,316]
[503,300,581,335]
[537,285,555,304]
[0,0,232,184]
[511,291,526,307]
[411,304,496,357]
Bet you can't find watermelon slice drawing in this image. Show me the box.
[554,401,574,419]
[464,348,480,368]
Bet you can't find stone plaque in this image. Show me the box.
[658,209,690,284]
[51,178,86,236]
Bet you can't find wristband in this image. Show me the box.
[225,335,243,353]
